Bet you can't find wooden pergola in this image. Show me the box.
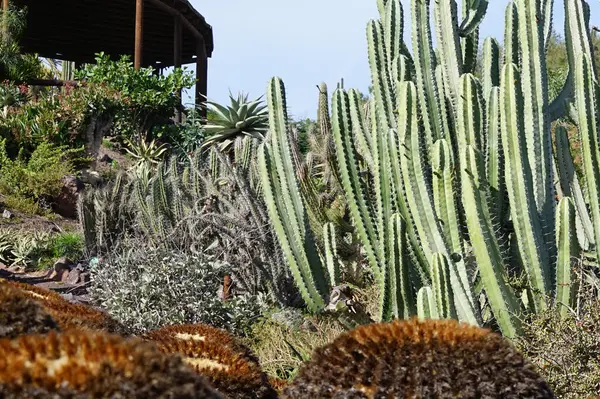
[2,0,213,116]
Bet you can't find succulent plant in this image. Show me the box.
[144,323,277,399]
[0,282,59,338]
[282,318,555,398]
[0,330,223,398]
[201,92,269,152]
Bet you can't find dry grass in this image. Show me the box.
[247,312,346,382]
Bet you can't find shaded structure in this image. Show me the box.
[3,0,212,113]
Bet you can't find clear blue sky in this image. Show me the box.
[182,0,600,119]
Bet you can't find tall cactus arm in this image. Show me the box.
[460,0,480,76]
[554,126,595,248]
[411,0,445,151]
[260,77,330,310]
[503,2,520,67]
[332,88,385,317]
[541,0,555,48]
[433,0,463,103]
[555,197,580,319]
[324,222,340,287]
[390,213,418,318]
[384,0,411,83]
[258,143,326,312]
[486,87,506,223]
[387,130,431,280]
[367,19,396,130]
[459,0,489,36]
[482,38,500,101]
[549,0,596,121]
[396,81,480,325]
[432,139,462,255]
[431,253,457,319]
[500,64,551,311]
[573,53,600,264]
[348,90,375,169]
[517,0,556,240]
[377,0,388,19]
[417,286,440,319]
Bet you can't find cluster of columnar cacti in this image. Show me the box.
[261,0,600,338]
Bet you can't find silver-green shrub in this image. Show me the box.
[88,247,265,336]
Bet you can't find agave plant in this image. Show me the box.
[123,135,169,170]
[201,92,269,152]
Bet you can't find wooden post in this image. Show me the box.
[195,41,208,118]
[174,16,182,123]
[2,0,9,40]
[134,0,144,70]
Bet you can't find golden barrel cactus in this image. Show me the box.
[0,282,59,338]
[144,323,277,399]
[0,279,123,334]
[0,329,222,398]
[282,318,555,398]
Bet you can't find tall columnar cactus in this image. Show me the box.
[260,0,600,337]
[258,78,329,312]
[555,197,580,319]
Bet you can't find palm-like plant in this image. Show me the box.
[201,92,268,152]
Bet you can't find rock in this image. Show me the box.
[80,272,91,283]
[79,169,103,186]
[48,257,72,281]
[52,175,84,219]
[2,210,12,219]
[7,265,24,274]
[65,268,81,285]
[98,153,113,164]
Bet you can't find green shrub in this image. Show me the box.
[0,82,120,157]
[74,53,196,139]
[50,232,84,261]
[0,140,82,215]
[89,247,266,337]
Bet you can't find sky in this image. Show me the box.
[182,0,600,119]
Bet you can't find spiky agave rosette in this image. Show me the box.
[0,329,223,398]
[0,279,124,334]
[282,318,555,398]
[0,282,59,338]
[143,323,277,399]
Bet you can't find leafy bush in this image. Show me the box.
[0,140,83,214]
[516,298,600,398]
[74,53,196,139]
[89,247,265,337]
[0,82,120,157]
[155,108,205,162]
[50,232,84,261]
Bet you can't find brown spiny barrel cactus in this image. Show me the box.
[0,329,223,398]
[282,318,555,398]
[268,377,289,394]
[0,283,59,338]
[0,279,123,334]
[143,323,277,399]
